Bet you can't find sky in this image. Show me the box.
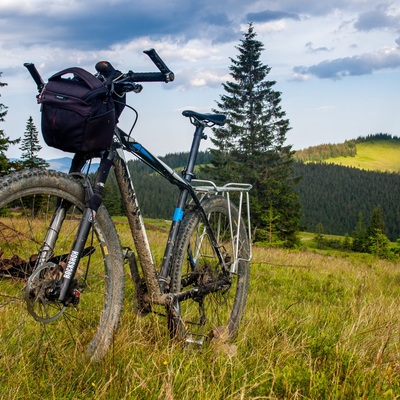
[1,0,399,160]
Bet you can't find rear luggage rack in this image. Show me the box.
[191,180,253,272]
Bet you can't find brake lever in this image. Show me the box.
[129,83,143,93]
[114,79,143,94]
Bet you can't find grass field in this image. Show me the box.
[1,218,400,399]
[324,141,400,172]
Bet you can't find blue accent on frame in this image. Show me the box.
[131,143,155,162]
[173,207,184,222]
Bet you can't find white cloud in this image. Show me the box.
[0,0,84,15]
[294,46,400,79]
[1,0,400,158]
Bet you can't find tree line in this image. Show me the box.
[356,133,400,143]
[294,161,400,242]
[294,140,357,162]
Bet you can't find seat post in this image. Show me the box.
[183,122,206,183]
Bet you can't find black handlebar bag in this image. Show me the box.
[39,67,115,154]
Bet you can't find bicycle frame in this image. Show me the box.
[56,117,251,307]
[54,120,212,304]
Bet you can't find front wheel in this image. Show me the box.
[169,195,250,344]
[0,169,124,362]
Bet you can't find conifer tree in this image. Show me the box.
[352,212,368,252]
[314,223,325,249]
[368,229,391,258]
[366,205,389,255]
[367,205,386,237]
[0,73,20,175]
[203,23,301,246]
[20,116,49,169]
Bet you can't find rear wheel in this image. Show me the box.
[169,195,250,344]
[0,169,124,361]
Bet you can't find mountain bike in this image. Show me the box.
[0,50,252,361]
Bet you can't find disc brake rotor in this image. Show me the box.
[23,262,66,323]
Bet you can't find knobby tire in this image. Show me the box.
[0,169,124,362]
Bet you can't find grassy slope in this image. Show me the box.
[3,243,400,399]
[324,140,400,172]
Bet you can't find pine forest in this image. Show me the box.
[102,142,400,242]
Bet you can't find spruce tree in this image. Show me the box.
[314,223,325,249]
[366,205,389,254]
[203,23,301,246]
[352,212,368,252]
[367,205,386,236]
[20,116,49,169]
[0,73,20,175]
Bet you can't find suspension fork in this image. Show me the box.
[36,202,69,268]
[34,154,89,275]
[57,151,114,303]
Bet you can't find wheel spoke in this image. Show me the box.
[169,195,250,342]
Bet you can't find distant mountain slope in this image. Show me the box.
[47,157,72,173]
[43,148,400,239]
[295,135,400,173]
[47,157,99,173]
[324,141,400,172]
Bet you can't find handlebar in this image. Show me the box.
[24,48,174,94]
[127,71,173,83]
[96,48,174,84]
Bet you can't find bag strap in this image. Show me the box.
[49,67,104,90]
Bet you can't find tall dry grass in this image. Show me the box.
[1,220,400,399]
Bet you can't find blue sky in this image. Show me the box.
[1,0,399,159]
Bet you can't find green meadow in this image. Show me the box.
[1,219,400,399]
[325,141,400,172]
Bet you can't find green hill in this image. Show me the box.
[325,140,400,172]
[295,135,400,172]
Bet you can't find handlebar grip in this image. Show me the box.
[24,63,45,92]
[128,71,174,83]
[143,49,175,82]
[144,49,170,72]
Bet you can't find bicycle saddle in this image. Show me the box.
[182,110,226,126]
